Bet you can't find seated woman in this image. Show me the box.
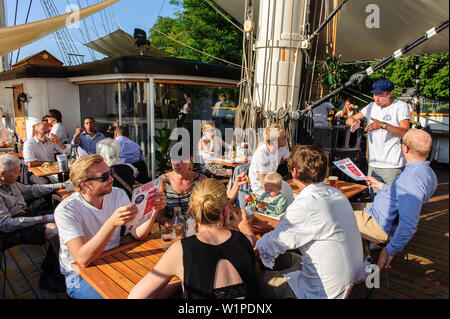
[128,178,260,299]
[336,96,358,119]
[96,138,138,200]
[156,143,207,228]
[198,121,233,177]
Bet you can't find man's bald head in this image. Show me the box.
[35,122,49,134]
[402,129,432,158]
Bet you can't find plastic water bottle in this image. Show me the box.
[185,217,196,237]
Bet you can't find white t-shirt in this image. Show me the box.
[50,122,69,144]
[256,183,364,299]
[248,144,290,191]
[361,99,410,168]
[54,187,131,275]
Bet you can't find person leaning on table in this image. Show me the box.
[0,154,66,292]
[23,122,71,184]
[255,145,364,299]
[54,155,167,299]
[128,178,260,299]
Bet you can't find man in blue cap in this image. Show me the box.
[346,79,410,189]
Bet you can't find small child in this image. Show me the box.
[245,172,287,219]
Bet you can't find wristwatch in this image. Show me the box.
[381,122,387,129]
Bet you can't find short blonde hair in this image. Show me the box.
[402,129,432,158]
[201,121,216,134]
[188,178,228,225]
[264,172,282,190]
[70,154,106,193]
[265,124,285,145]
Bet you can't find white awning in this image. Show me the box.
[84,29,170,58]
[0,0,120,58]
[212,0,449,62]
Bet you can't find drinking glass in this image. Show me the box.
[161,227,176,250]
[328,176,339,189]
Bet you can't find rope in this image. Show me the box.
[117,3,243,68]
[203,0,243,33]
[15,0,33,64]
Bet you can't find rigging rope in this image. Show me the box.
[117,2,243,68]
[203,0,243,33]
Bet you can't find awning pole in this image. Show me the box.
[148,76,156,180]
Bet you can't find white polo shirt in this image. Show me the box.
[54,187,130,275]
[23,136,70,163]
[248,144,290,192]
[361,99,410,168]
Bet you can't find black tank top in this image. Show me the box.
[181,230,260,299]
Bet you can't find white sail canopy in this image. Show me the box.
[84,29,170,58]
[0,0,120,58]
[212,0,449,62]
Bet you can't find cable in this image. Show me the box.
[15,0,33,64]
[203,0,243,33]
[117,2,243,68]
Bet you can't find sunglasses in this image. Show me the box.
[86,168,114,183]
[400,138,410,149]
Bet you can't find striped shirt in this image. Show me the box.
[162,173,201,219]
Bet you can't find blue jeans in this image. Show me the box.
[65,272,103,299]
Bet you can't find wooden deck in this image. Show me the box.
[0,166,448,299]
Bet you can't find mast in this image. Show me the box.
[253,0,306,125]
[0,0,10,71]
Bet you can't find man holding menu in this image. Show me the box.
[54,155,166,299]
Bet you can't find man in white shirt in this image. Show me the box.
[54,154,167,299]
[23,122,71,184]
[346,79,410,187]
[248,124,290,197]
[255,145,364,299]
[47,109,69,144]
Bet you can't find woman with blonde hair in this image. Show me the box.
[198,121,232,177]
[128,178,259,299]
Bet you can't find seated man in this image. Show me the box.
[255,145,364,299]
[352,129,437,269]
[71,117,105,157]
[54,155,166,299]
[248,123,290,198]
[23,122,70,184]
[0,154,65,292]
[113,125,149,183]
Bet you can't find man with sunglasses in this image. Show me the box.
[54,155,167,299]
[352,129,437,270]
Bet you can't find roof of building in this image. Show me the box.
[0,55,241,82]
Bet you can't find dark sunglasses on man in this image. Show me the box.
[86,168,114,182]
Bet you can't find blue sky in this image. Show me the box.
[4,0,179,65]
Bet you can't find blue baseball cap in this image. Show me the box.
[370,79,395,94]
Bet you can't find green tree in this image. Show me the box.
[149,0,242,66]
[370,52,449,102]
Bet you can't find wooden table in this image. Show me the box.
[73,231,180,299]
[210,158,249,168]
[286,179,367,199]
[28,163,69,182]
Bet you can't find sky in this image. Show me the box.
[3,0,179,65]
